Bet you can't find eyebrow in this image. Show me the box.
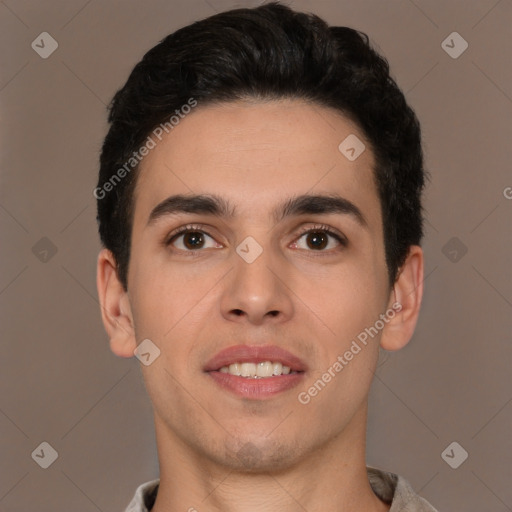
[147,193,368,228]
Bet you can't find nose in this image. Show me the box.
[220,241,294,326]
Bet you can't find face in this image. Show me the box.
[123,99,393,471]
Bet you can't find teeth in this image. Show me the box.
[257,361,273,377]
[228,363,241,376]
[240,362,256,377]
[218,361,294,378]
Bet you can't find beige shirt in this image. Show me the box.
[123,466,439,511]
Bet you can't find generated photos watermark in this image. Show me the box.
[93,97,198,200]
[298,301,402,405]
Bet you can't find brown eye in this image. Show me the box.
[167,228,220,251]
[294,227,345,252]
[305,231,328,250]
[182,232,205,250]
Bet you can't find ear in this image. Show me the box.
[96,248,137,358]
[380,245,424,351]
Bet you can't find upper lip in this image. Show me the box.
[204,345,308,373]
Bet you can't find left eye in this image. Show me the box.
[293,230,344,251]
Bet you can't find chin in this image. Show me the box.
[215,436,301,474]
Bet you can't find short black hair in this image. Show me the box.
[96,1,426,291]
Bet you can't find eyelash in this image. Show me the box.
[164,223,347,255]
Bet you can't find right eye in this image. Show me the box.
[165,225,223,252]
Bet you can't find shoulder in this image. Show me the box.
[367,466,439,512]
[123,479,160,512]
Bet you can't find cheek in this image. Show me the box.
[295,255,387,334]
[295,265,386,421]
[128,250,223,344]
[129,262,205,397]
[291,259,389,401]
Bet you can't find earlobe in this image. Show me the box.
[96,248,137,358]
[380,245,424,351]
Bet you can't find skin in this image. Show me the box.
[97,99,423,512]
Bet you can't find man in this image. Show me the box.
[95,3,437,511]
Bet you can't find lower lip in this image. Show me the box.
[207,371,305,399]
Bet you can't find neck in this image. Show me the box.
[150,403,389,512]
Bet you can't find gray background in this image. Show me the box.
[1,0,511,510]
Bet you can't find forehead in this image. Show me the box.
[132,99,380,227]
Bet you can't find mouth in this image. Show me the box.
[218,361,299,378]
[204,345,307,399]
